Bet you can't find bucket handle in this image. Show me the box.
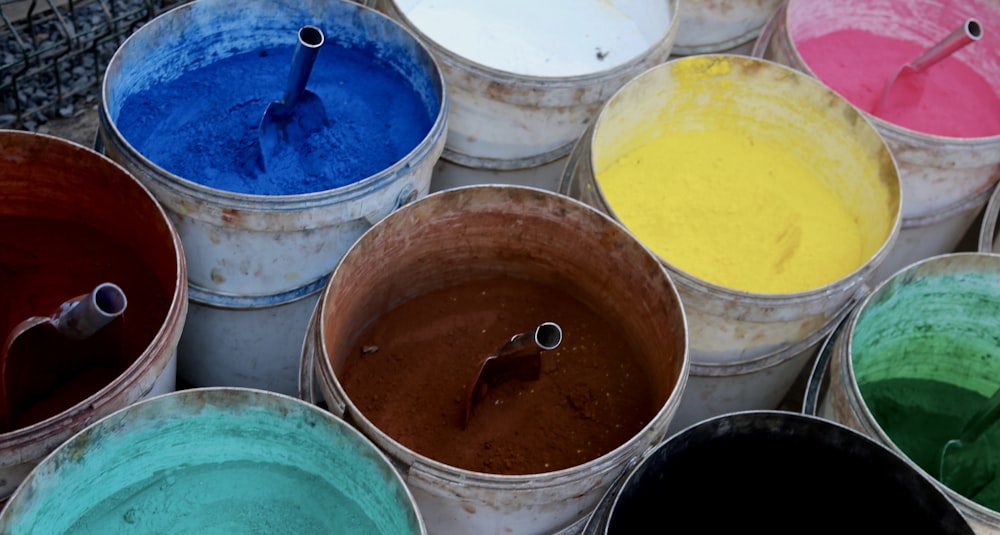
[363,186,419,227]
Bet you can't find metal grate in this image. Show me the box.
[0,0,190,130]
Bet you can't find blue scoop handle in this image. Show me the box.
[282,25,324,109]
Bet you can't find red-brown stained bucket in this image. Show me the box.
[0,131,187,503]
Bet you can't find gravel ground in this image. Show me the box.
[36,101,100,147]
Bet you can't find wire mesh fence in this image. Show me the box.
[0,0,190,130]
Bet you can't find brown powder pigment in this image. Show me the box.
[339,275,658,475]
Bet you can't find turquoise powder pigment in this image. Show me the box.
[115,36,435,196]
[0,389,424,534]
[850,261,1000,511]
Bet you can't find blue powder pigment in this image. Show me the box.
[116,40,435,196]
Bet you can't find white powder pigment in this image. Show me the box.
[400,0,658,77]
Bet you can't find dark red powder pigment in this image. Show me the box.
[0,216,170,432]
[340,275,658,475]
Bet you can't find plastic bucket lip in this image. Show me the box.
[0,387,428,534]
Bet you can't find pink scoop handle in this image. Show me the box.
[908,19,982,72]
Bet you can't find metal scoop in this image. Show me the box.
[257,25,329,171]
[938,385,1000,499]
[0,282,127,429]
[874,18,982,114]
[461,322,562,429]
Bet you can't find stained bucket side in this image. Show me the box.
[0,131,187,503]
[178,283,322,396]
[671,0,785,56]
[310,185,689,535]
[99,0,448,296]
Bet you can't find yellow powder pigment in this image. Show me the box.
[597,129,865,294]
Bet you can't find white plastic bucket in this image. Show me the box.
[178,284,321,396]
[0,388,426,534]
[378,0,679,192]
[100,0,448,297]
[560,55,901,431]
[301,185,689,534]
[99,0,447,392]
[672,0,785,56]
[753,0,1000,284]
[815,252,1000,534]
[0,131,186,503]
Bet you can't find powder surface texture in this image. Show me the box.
[861,377,1000,510]
[596,128,865,294]
[116,42,434,196]
[402,0,655,76]
[65,461,378,534]
[796,28,1000,138]
[339,275,658,475]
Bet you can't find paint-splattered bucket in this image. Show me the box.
[582,411,974,534]
[754,0,1000,284]
[99,0,447,395]
[378,0,679,193]
[0,388,426,534]
[672,0,784,56]
[559,54,901,432]
[0,131,187,503]
[300,185,689,534]
[814,252,1000,533]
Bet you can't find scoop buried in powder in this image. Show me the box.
[257,25,330,172]
[1,282,128,431]
[462,322,562,429]
[874,18,982,115]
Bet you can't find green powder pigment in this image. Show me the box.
[861,377,1000,508]
[850,263,1000,512]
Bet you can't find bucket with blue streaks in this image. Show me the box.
[100,0,447,296]
[0,388,426,534]
[98,0,447,393]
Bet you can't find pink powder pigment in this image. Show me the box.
[796,28,1000,138]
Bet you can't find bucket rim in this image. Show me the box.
[99,0,450,205]
[313,184,692,486]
